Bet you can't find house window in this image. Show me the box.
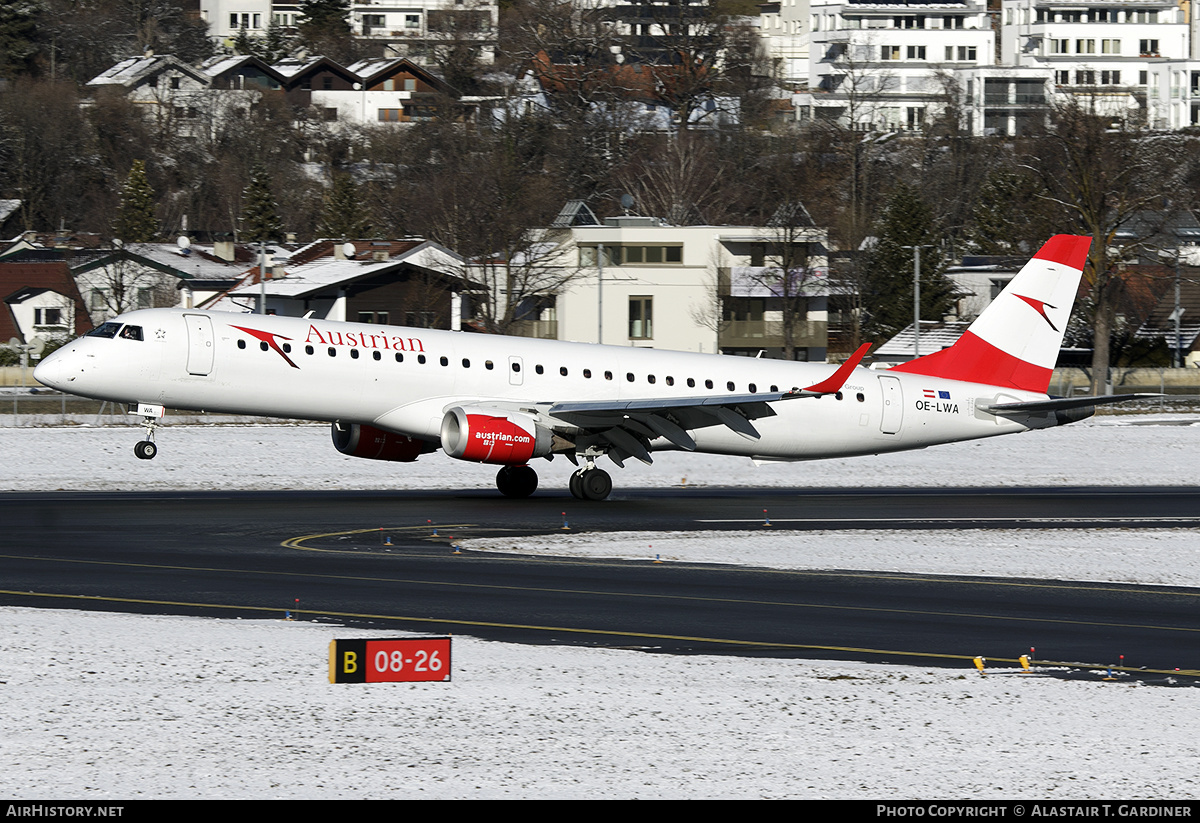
[406,14,420,28]
[404,78,417,91]
[617,246,683,265]
[34,308,63,326]
[1102,39,1121,55]
[378,108,402,121]
[1076,39,1095,55]
[629,297,653,340]
[1140,39,1160,56]
[1101,70,1121,85]
[906,46,926,60]
[880,45,900,61]
[1050,39,1069,55]
[1076,70,1096,85]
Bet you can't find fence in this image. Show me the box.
[0,390,304,427]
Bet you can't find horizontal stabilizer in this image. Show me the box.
[979,393,1161,415]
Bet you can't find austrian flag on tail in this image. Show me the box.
[891,235,1091,394]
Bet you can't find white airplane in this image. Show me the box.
[33,234,1140,500]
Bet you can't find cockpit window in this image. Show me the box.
[85,322,121,339]
[119,325,143,341]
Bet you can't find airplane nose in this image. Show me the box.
[33,349,73,391]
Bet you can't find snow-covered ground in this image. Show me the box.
[2,416,1199,798]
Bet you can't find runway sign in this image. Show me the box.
[329,637,451,683]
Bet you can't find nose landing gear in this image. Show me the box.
[131,403,165,460]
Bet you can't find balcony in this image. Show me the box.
[719,319,827,350]
[507,319,558,340]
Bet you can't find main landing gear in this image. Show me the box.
[494,460,614,501]
[569,466,612,501]
[496,464,539,498]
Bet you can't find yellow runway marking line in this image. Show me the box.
[5,587,1197,676]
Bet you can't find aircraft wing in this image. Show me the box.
[540,344,872,463]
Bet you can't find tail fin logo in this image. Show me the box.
[1014,295,1059,332]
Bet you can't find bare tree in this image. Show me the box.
[1025,99,1194,393]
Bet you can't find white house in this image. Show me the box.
[530,206,831,360]
[801,0,995,131]
[1000,0,1195,126]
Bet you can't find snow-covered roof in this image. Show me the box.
[876,321,970,359]
[87,55,208,88]
[226,241,466,299]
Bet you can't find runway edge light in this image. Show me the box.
[329,637,452,684]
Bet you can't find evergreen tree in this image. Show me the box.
[862,184,955,343]
[240,164,283,243]
[319,174,372,239]
[114,161,158,243]
[297,0,353,60]
[0,0,38,79]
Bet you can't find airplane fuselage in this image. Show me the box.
[36,308,1047,463]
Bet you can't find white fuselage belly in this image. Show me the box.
[40,308,1039,461]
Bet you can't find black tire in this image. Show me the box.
[569,470,585,500]
[134,441,157,460]
[496,465,538,498]
[580,468,612,501]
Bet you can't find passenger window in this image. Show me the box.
[560,367,568,376]
[536,365,544,374]
[647,375,655,384]
[749,383,756,393]
[373,351,381,361]
[485,360,493,370]
[261,341,269,352]
[418,355,427,364]
[727,381,735,391]
[327,347,336,357]
[238,340,247,350]
[605,371,613,380]
[462,358,470,368]
[351,349,360,359]
[395,352,404,362]
[626,372,634,382]
[283,343,292,353]
[583,369,592,378]
[666,376,674,386]
[306,345,314,355]
[440,356,448,366]
[704,379,713,389]
[687,378,695,388]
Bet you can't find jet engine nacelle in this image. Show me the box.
[440,406,552,465]
[331,422,433,462]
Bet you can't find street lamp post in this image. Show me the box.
[901,244,932,359]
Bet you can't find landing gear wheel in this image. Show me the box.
[134,440,158,460]
[579,468,612,501]
[569,470,586,500]
[496,465,538,498]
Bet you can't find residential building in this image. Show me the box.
[198,0,498,69]
[1001,0,1195,126]
[531,204,831,360]
[802,0,996,130]
[214,239,470,328]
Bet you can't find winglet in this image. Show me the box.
[801,343,871,395]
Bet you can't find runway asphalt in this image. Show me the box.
[1,487,1198,675]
